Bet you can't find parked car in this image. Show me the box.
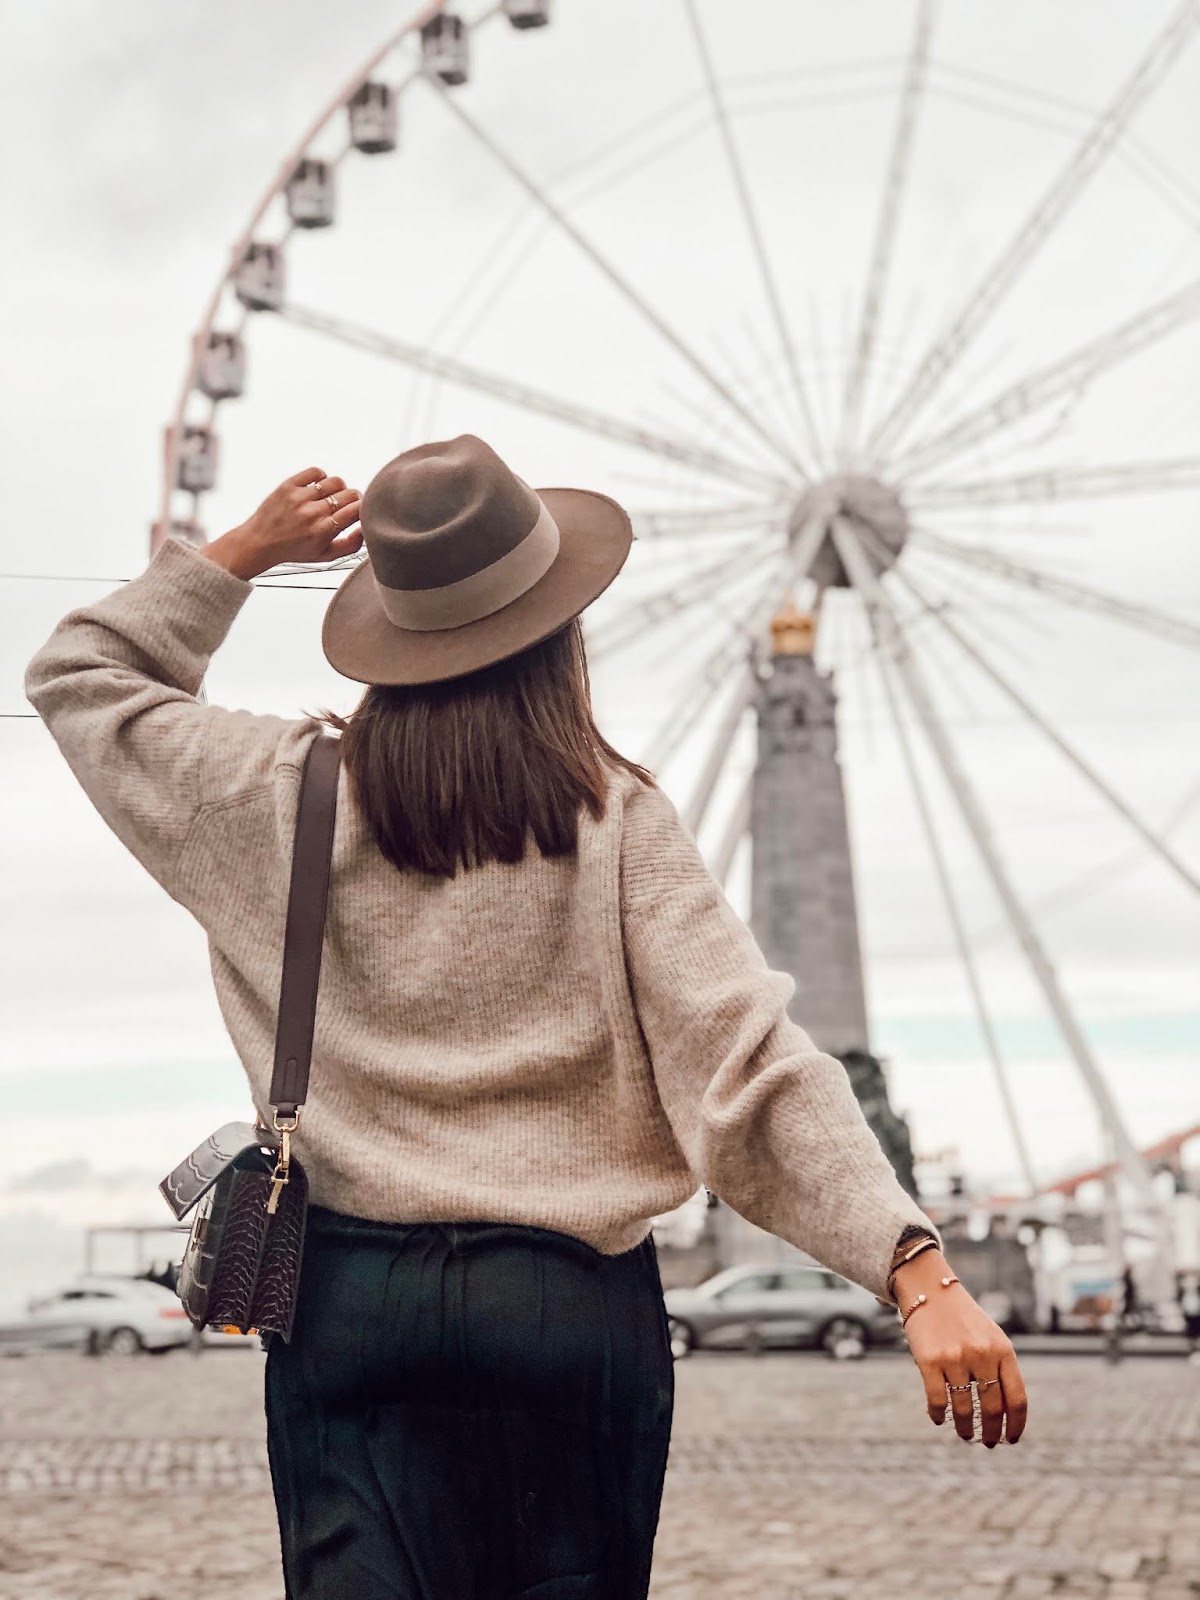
[130,1267,258,1349]
[23,1277,194,1356]
[0,1311,91,1356]
[664,1263,899,1359]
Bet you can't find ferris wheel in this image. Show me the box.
[154,0,1200,1213]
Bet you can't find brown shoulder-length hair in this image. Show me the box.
[317,618,652,878]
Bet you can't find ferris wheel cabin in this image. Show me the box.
[174,425,218,494]
[233,242,285,312]
[286,157,336,229]
[421,14,470,86]
[503,0,552,27]
[196,331,246,401]
[348,82,398,153]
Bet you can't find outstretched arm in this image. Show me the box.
[621,778,932,1300]
[24,468,361,903]
[621,778,1027,1444]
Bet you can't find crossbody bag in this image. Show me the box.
[158,733,340,1342]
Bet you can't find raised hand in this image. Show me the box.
[200,467,363,581]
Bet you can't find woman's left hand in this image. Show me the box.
[893,1249,1028,1447]
[201,467,363,581]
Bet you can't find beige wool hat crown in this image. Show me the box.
[321,434,632,686]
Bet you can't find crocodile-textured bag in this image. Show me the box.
[158,734,340,1342]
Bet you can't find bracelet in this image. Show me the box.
[900,1274,961,1328]
[886,1235,940,1303]
[894,1235,940,1271]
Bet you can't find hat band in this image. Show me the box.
[374,500,561,633]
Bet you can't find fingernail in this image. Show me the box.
[984,1442,996,1450]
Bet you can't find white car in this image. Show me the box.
[23,1277,194,1355]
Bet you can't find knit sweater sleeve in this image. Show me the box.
[24,537,297,904]
[619,777,937,1302]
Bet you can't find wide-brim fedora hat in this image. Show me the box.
[321,434,632,686]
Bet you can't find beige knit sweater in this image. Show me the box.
[26,536,934,1300]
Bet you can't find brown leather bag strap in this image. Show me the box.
[268,734,341,1121]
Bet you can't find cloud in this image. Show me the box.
[6,1158,96,1194]
[5,1157,166,1195]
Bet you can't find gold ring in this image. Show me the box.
[325,494,339,512]
[946,1381,973,1393]
[975,1377,1001,1391]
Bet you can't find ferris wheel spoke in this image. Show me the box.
[638,632,747,774]
[681,669,755,836]
[282,303,783,493]
[705,326,807,475]
[929,58,1200,231]
[631,500,789,540]
[641,376,791,481]
[406,86,735,404]
[894,275,1200,478]
[970,776,1200,952]
[708,767,753,888]
[586,541,773,661]
[863,0,1200,460]
[418,71,805,477]
[897,560,1042,669]
[910,530,1200,651]
[682,0,820,471]
[891,562,1200,897]
[873,647,1038,1195]
[833,518,1157,1207]
[829,584,962,673]
[736,313,818,460]
[907,457,1200,509]
[638,552,793,770]
[837,0,938,460]
[677,513,831,830]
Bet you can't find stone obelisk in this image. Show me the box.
[709,605,918,1269]
[750,606,870,1056]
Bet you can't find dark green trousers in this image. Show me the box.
[265,1208,675,1599]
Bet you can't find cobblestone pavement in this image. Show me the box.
[1,1351,1198,1599]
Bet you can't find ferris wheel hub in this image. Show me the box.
[787,474,909,589]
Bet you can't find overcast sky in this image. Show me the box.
[1,0,1198,1302]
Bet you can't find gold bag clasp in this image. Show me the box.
[265,1125,293,1216]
